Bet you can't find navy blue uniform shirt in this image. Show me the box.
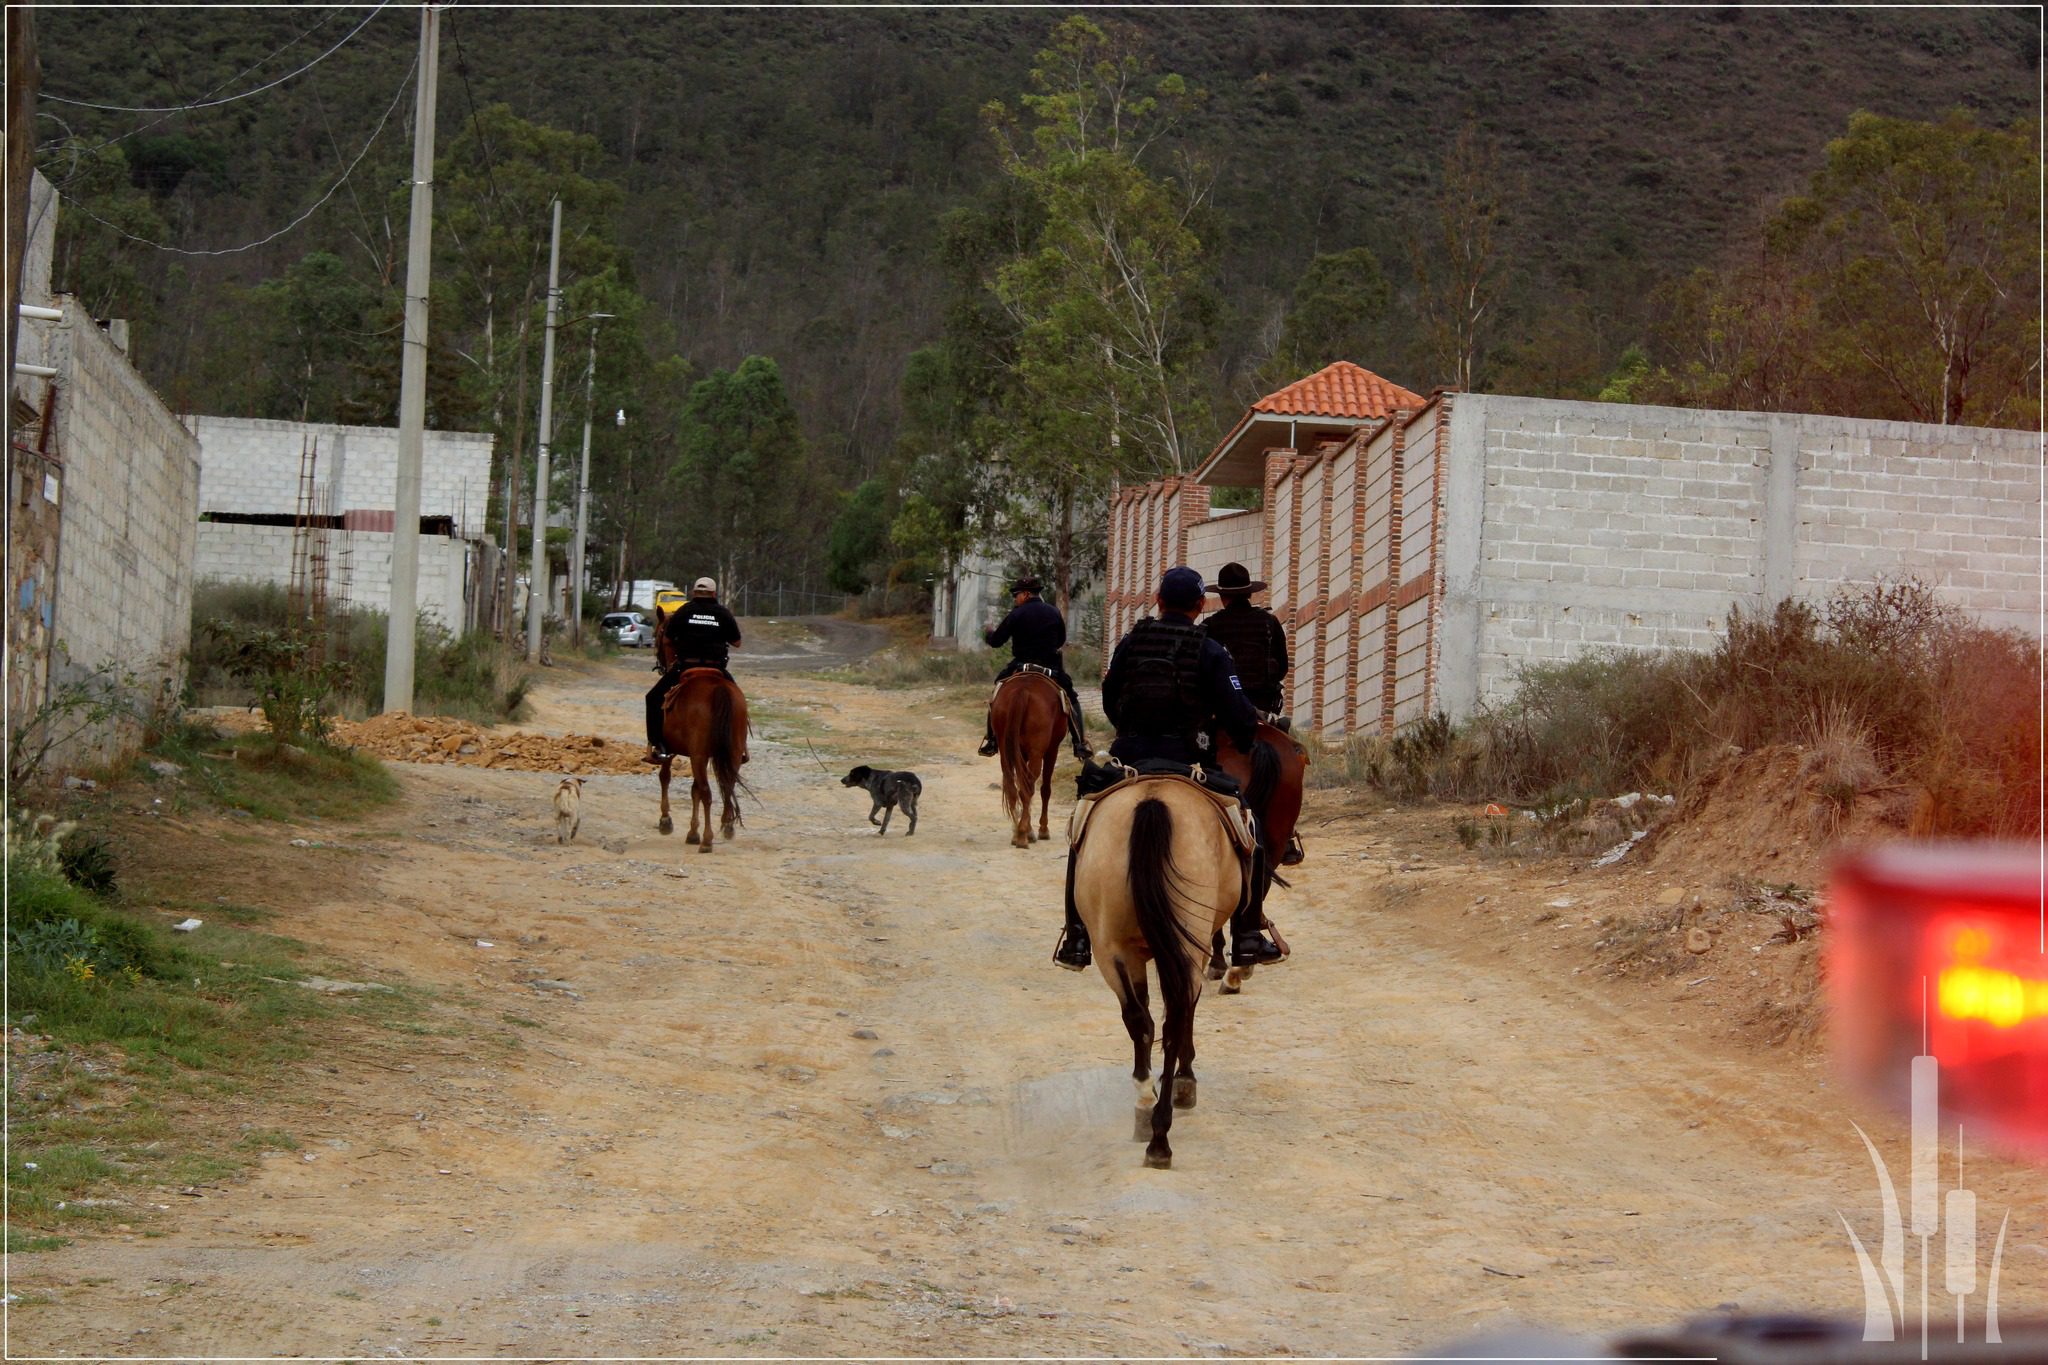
[985,596,1066,669]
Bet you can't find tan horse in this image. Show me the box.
[1208,722,1308,993]
[1070,778,1244,1169]
[992,671,1063,848]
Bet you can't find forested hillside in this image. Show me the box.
[32,6,2038,597]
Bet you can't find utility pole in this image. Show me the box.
[382,3,439,714]
[569,313,611,647]
[524,197,562,664]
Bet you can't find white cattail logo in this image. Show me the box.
[1840,1051,2012,1356]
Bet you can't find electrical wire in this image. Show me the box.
[61,49,419,259]
[42,3,392,112]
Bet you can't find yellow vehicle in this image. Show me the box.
[652,587,689,625]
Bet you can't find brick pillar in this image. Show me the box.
[1345,425,1378,736]
[1177,478,1209,570]
[1260,448,1294,614]
[1283,456,1308,720]
[1311,452,1334,731]
[1423,397,1452,719]
[1380,412,1411,735]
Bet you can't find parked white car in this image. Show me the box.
[601,611,655,648]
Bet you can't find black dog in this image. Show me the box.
[841,765,921,836]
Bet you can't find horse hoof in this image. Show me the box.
[698,842,713,854]
[1013,836,1030,850]
[658,819,673,835]
[1143,1145,1172,1170]
[1172,1077,1197,1109]
[1132,1110,1154,1142]
[1204,962,1224,981]
[1220,980,1241,996]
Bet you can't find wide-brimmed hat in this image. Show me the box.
[1207,561,1267,595]
[692,576,717,596]
[1010,575,1042,596]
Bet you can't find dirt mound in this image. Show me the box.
[1636,743,1903,891]
[328,712,644,775]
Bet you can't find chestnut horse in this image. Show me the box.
[1208,721,1308,993]
[992,670,1063,848]
[654,619,750,850]
[1070,777,1245,1169]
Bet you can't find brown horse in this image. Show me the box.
[1070,778,1245,1169]
[1208,721,1309,992]
[992,671,1063,848]
[653,620,749,850]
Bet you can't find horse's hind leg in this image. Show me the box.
[1145,1010,1178,1169]
[697,775,716,852]
[1172,1003,1198,1110]
[1114,960,1154,1142]
[719,779,738,841]
[658,760,674,835]
[1036,744,1054,841]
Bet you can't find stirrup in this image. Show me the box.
[977,737,999,758]
[642,746,670,765]
[1232,932,1284,967]
[1052,926,1091,971]
[1280,833,1305,867]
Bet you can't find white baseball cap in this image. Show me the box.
[692,576,717,595]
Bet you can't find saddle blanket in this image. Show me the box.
[992,665,1075,725]
[1065,769,1258,859]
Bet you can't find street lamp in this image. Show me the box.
[569,312,614,647]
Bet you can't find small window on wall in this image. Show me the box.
[1211,487,1262,511]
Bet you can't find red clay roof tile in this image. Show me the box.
[1251,361,1424,420]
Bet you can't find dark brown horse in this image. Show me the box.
[654,620,749,850]
[992,670,1063,848]
[1208,721,1308,991]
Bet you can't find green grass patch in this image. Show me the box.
[142,723,396,822]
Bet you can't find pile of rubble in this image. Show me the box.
[328,712,644,775]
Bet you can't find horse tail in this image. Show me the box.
[1128,797,1201,1023]
[709,682,750,817]
[997,698,1026,824]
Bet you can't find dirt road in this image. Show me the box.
[18,635,2043,1355]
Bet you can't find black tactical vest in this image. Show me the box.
[1116,617,1206,737]
[1202,605,1277,692]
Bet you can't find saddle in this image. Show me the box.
[992,664,1075,725]
[1065,760,1258,860]
[661,665,730,719]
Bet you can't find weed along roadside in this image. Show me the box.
[5,713,418,1255]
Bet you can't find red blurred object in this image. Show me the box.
[1829,843,2047,1155]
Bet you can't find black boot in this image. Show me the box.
[978,718,999,759]
[1280,832,1305,867]
[1231,852,1285,966]
[1068,715,1093,761]
[1053,920,1091,971]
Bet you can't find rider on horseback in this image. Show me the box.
[1055,565,1286,972]
[977,576,1092,762]
[644,576,742,764]
[1200,562,1290,726]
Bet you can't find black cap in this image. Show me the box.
[1158,566,1204,611]
[1010,576,1042,596]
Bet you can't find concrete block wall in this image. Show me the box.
[1103,475,1214,662]
[1434,395,2043,721]
[185,415,494,538]
[195,522,471,631]
[46,299,203,766]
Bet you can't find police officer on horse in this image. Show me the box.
[644,576,742,764]
[1200,561,1290,726]
[977,575,1092,762]
[1054,566,1286,971]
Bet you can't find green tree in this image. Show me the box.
[983,15,1215,607]
[667,355,811,595]
[46,140,164,323]
[243,251,380,422]
[826,477,891,594]
[1775,109,2039,426]
[1264,246,1391,385]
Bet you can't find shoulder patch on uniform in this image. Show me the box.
[1229,675,1242,689]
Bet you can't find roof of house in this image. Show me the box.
[1250,361,1425,420]
[1194,361,1426,485]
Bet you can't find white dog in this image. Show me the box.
[553,777,584,843]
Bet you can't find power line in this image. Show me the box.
[63,49,419,259]
[42,3,391,113]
